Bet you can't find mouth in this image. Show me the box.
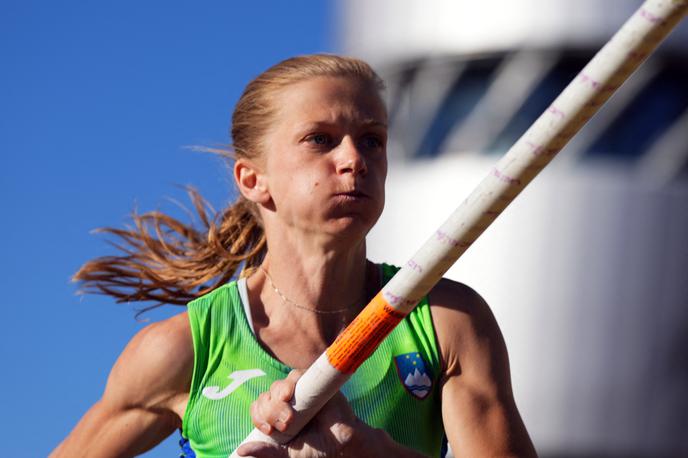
[334,190,369,199]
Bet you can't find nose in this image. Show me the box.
[336,137,367,176]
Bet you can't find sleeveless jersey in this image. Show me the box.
[181,264,445,457]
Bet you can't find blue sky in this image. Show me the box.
[1,2,334,455]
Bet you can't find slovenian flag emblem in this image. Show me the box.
[394,352,433,399]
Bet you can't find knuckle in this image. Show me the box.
[273,378,295,400]
[249,400,260,416]
[250,407,262,428]
[250,401,265,424]
[287,369,302,382]
[279,406,294,424]
[270,379,285,392]
[274,408,294,433]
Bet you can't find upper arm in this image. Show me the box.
[51,312,193,458]
[429,280,536,457]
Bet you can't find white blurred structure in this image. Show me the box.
[340,1,688,456]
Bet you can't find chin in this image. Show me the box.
[318,198,383,238]
[323,212,379,242]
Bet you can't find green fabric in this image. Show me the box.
[182,264,444,457]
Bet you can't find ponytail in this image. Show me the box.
[73,188,266,311]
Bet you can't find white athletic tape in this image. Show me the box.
[230,1,686,456]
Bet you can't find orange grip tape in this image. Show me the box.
[326,292,406,373]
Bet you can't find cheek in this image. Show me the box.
[287,172,322,203]
[305,167,328,194]
[306,180,320,197]
[373,157,388,186]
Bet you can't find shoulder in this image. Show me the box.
[50,312,194,456]
[426,279,537,455]
[427,278,508,380]
[428,278,495,339]
[104,311,193,412]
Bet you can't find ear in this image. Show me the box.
[234,158,271,204]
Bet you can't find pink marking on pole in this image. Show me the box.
[639,7,666,25]
[547,105,566,119]
[579,72,601,89]
[491,167,522,186]
[383,291,403,306]
[434,229,470,248]
[525,140,544,156]
[406,259,423,273]
[526,142,559,157]
[383,291,415,308]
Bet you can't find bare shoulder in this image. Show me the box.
[428,280,537,456]
[50,311,194,457]
[428,278,508,380]
[428,277,499,343]
[428,277,490,314]
[105,311,193,411]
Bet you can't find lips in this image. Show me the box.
[331,189,370,205]
[335,189,369,201]
[336,190,368,198]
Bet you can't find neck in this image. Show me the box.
[247,218,378,352]
[260,239,369,314]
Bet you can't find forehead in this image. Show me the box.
[272,76,387,128]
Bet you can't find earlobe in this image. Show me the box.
[234,159,270,204]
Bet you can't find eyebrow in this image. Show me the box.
[360,119,388,129]
[297,119,388,132]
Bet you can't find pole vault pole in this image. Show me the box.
[231,1,687,455]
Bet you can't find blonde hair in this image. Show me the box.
[74,54,385,312]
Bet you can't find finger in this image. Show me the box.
[286,368,303,383]
[251,390,294,433]
[269,370,303,431]
[250,392,274,434]
[236,441,287,458]
[271,369,302,401]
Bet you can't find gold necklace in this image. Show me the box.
[260,266,363,315]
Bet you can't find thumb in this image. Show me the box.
[236,441,288,458]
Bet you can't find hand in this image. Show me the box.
[236,370,374,458]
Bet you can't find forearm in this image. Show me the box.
[51,400,177,458]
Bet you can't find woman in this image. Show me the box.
[52,54,536,457]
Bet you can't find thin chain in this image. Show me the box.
[260,266,362,315]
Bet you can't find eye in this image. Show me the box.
[359,134,385,150]
[306,133,332,146]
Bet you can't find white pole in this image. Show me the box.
[230,1,687,455]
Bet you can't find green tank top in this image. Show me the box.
[182,264,445,457]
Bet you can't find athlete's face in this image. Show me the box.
[259,76,388,241]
